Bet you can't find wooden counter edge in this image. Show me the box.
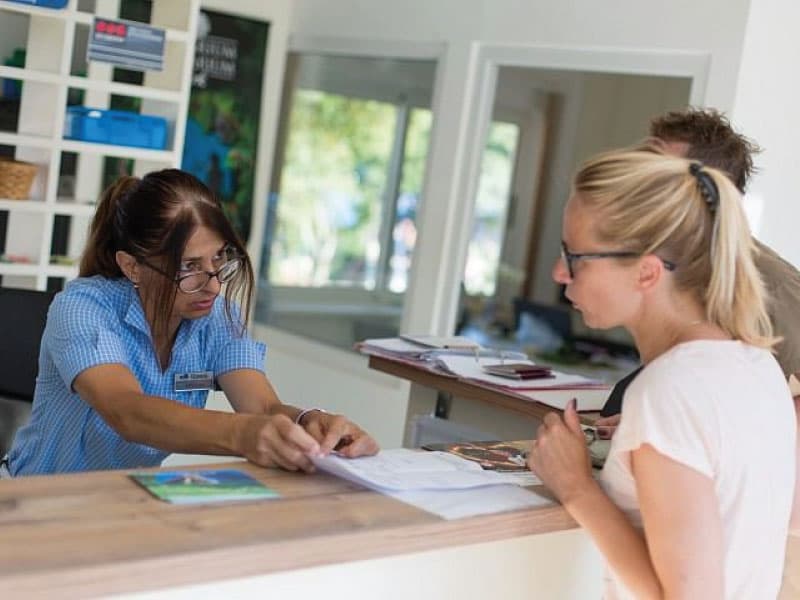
[1,501,579,598]
[367,354,601,424]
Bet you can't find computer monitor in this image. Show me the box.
[0,287,56,401]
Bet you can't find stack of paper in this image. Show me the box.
[357,337,447,359]
[312,449,553,520]
[357,337,527,362]
[314,448,514,491]
[398,334,480,350]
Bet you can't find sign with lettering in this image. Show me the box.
[193,35,238,85]
[87,17,165,72]
[181,10,269,242]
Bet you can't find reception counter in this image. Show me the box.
[0,460,604,599]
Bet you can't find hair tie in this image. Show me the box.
[689,162,719,212]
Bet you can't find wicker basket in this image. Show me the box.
[0,157,38,200]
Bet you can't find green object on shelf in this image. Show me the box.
[50,255,76,266]
[4,48,25,68]
[2,48,26,99]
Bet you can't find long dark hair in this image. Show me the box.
[80,169,254,341]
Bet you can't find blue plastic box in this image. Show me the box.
[64,107,168,150]
[5,0,69,8]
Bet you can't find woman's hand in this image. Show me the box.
[595,413,621,439]
[301,411,380,458]
[528,399,596,505]
[237,413,323,472]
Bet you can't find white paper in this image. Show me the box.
[313,449,552,520]
[312,448,515,491]
[398,334,480,349]
[358,337,434,357]
[489,471,542,486]
[387,484,555,520]
[434,355,603,389]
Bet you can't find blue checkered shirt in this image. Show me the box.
[8,276,265,475]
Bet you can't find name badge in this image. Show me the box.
[174,371,214,392]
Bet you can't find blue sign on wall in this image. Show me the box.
[87,17,165,72]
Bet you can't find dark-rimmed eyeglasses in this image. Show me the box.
[560,241,676,279]
[141,257,242,294]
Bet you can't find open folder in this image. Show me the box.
[433,355,604,390]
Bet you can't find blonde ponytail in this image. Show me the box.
[703,169,775,347]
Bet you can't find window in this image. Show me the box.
[256,53,436,349]
[268,91,431,291]
[463,121,520,297]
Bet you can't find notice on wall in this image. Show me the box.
[181,10,269,242]
[87,17,165,72]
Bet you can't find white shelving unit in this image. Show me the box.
[0,0,199,290]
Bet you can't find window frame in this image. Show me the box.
[257,37,443,319]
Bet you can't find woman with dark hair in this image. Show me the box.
[6,169,378,476]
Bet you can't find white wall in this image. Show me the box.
[254,0,769,448]
[730,0,800,267]
[255,325,412,447]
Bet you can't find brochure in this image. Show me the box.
[422,440,530,472]
[130,469,280,505]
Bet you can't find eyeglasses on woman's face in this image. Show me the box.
[560,241,676,279]
[173,258,242,293]
[141,248,243,294]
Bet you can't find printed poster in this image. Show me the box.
[182,10,269,242]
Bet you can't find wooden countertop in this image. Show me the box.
[367,354,602,424]
[0,461,577,598]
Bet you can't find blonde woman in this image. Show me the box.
[528,149,796,598]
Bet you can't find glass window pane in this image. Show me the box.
[269,91,395,289]
[388,107,431,293]
[256,53,436,351]
[463,121,519,297]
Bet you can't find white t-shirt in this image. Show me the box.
[601,340,796,599]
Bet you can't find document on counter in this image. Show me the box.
[312,448,513,491]
[312,449,553,520]
[388,484,554,520]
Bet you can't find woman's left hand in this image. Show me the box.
[301,411,380,458]
[528,399,595,505]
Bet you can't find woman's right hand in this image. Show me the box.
[237,413,322,472]
[594,413,621,439]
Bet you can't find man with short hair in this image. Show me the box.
[596,107,799,598]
